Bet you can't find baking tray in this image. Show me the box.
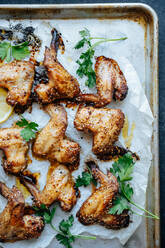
[0,3,159,248]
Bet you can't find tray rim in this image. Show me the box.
[0,3,159,248]
[0,2,159,13]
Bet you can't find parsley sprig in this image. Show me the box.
[0,41,30,62]
[75,28,127,88]
[75,165,97,188]
[16,116,39,142]
[109,153,159,220]
[33,204,96,248]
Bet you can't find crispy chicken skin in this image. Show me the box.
[0,61,34,108]
[35,28,80,103]
[0,182,44,242]
[77,56,128,107]
[0,127,29,175]
[21,162,78,211]
[33,104,80,165]
[74,105,124,156]
[76,162,129,229]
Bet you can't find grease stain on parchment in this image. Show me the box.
[16,178,31,199]
[122,115,136,149]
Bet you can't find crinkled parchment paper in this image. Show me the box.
[0,20,153,248]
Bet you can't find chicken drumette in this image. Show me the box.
[33,104,80,166]
[0,61,34,109]
[77,56,128,107]
[74,105,124,157]
[0,127,29,175]
[21,162,78,211]
[35,28,80,103]
[0,181,44,242]
[76,162,129,229]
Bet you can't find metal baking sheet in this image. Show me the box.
[0,3,159,248]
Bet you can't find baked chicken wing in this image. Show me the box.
[0,61,34,108]
[77,56,128,107]
[33,104,80,166]
[35,28,80,103]
[74,105,124,157]
[0,127,29,174]
[0,181,44,242]
[21,162,78,211]
[76,162,129,229]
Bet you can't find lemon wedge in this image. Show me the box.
[0,88,13,124]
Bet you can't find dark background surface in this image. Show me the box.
[0,0,164,247]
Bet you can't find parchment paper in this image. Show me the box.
[0,20,153,248]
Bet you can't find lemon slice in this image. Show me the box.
[0,88,13,124]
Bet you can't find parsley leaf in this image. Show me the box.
[59,215,74,234]
[16,117,29,127]
[74,38,86,49]
[21,127,36,141]
[12,41,30,60]
[79,28,90,38]
[121,182,134,201]
[109,153,159,220]
[109,195,131,215]
[110,152,134,182]
[0,41,30,62]
[0,42,11,61]
[76,172,92,187]
[56,234,74,248]
[75,28,91,49]
[33,203,56,224]
[16,116,39,142]
[75,170,97,188]
[75,28,127,88]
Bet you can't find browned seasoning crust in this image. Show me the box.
[76,162,129,229]
[0,61,34,108]
[35,28,80,104]
[76,56,128,107]
[0,182,44,242]
[33,104,80,166]
[0,127,29,175]
[74,105,125,157]
[21,162,78,211]
[99,211,129,229]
